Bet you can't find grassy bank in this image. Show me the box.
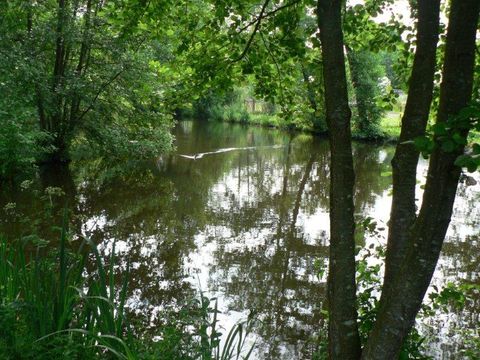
[188,85,409,141]
[379,112,402,140]
[212,111,403,141]
[222,109,480,146]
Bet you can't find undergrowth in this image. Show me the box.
[0,227,255,360]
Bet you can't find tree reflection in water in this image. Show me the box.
[0,121,478,358]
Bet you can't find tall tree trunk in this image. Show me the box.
[301,64,319,115]
[70,0,93,123]
[345,47,368,133]
[383,0,441,297]
[317,1,361,359]
[52,0,67,100]
[44,0,69,162]
[26,2,47,130]
[362,1,479,358]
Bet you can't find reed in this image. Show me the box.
[0,229,255,359]
[0,229,132,359]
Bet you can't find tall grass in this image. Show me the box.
[0,228,255,359]
[0,228,132,359]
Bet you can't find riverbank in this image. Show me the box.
[204,112,401,143]
[205,111,480,144]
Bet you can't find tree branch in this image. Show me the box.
[75,69,124,124]
[231,0,271,62]
[259,31,286,108]
[238,0,302,34]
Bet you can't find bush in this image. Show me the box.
[0,115,51,181]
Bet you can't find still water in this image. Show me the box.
[1,121,478,358]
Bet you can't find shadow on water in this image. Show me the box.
[0,120,478,359]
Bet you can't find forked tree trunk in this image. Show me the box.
[362,1,479,358]
[317,1,361,359]
[383,0,441,297]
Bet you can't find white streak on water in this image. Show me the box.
[178,145,285,160]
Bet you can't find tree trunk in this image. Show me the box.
[41,0,69,163]
[317,1,361,359]
[301,64,319,115]
[345,48,368,133]
[382,0,441,298]
[26,2,48,131]
[70,0,93,123]
[362,1,479,358]
[52,0,67,101]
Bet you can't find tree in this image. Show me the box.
[346,49,384,137]
[3,0,476,356]
[362,0,480,357]
[382,0,441,299]
[343,0,400,138]
[316,0,479,357]
[316,0,361,359]
[0,0,175,165]
[74,0,477,356]
[170,0,478,356]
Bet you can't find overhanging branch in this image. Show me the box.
[75,69,124,124]
[231,0,271,62]
[238,0,302,34]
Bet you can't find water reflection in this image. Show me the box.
[0,120,478,358]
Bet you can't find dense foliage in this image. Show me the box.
[0,0,176,173]
[0,0,479,358]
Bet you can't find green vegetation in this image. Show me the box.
[0,0,176,170]
[311,218,480,360]
[380,113,402,140]
[2,0,472,173]
[3,222,477,360]
[0,231,255,360]
[0,0,479,358]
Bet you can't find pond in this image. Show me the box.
[1,120,478,359]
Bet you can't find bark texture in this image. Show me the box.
[317,1,361,359]
[383,0,441,296]
[362,1,480,358]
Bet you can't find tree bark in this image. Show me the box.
[382,0,441,298]
[317,1,361,359]
[362,1,479,358]
[70,0,93,123]
[52,0,67,98]
[345,47,369,133]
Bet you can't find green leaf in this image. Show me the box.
[452,132,466,146]
[432,123,448,136]
[441,139,456,153]
[414,136,434,153]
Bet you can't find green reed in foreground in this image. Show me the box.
[0,230,254,360]
[0,228,132,359]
